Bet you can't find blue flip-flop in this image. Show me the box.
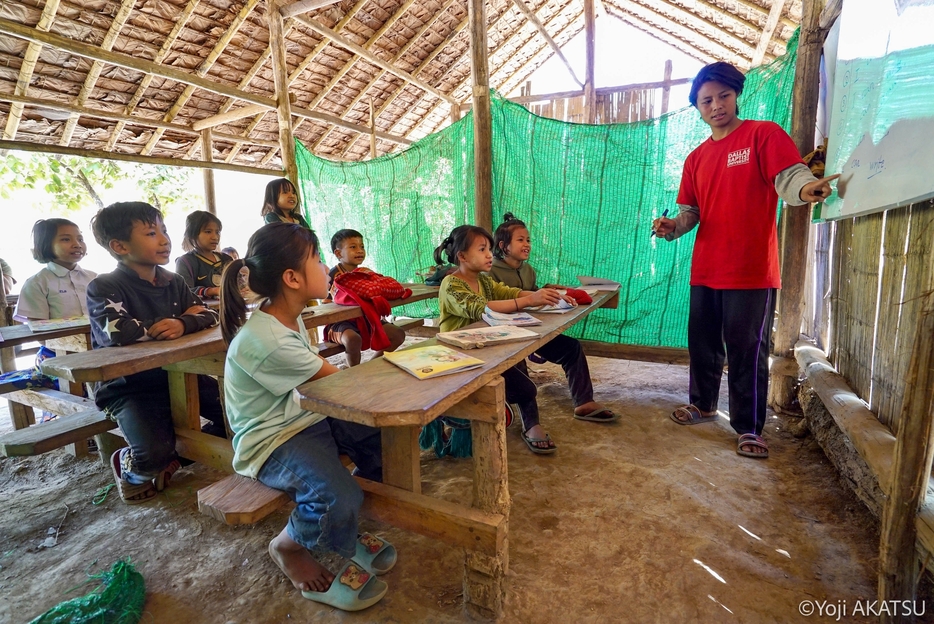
[301,560,388,611]
[354,533,397,575]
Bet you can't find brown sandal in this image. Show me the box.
[110,450,156,505]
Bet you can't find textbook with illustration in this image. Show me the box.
[482,307,542,326]
[437,325,539,349]
[383,345,485,380]
[26,317,90,332]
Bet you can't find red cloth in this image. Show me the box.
[677,120,804,290]
[333,271,412,351]
[564,288,592,305]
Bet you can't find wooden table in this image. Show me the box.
[0,322,92,430]
[292,289,618,618]
[40,285,439,466]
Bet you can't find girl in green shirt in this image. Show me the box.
[435,224,562,454]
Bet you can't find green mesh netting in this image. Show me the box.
[28,558,145,624]
[296,32,798,348]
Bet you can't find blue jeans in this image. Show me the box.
[257,418,382,558]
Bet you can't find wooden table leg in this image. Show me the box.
[464,377,509,619]
[1,345,35,430]
[381,427,421,493]
[168,370,201,431]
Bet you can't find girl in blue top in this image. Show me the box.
[219,222,395,611]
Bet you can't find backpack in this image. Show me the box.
[333,270,412,351]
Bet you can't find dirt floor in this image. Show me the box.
[0,355,913,623]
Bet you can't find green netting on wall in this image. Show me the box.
[296,32,798,348]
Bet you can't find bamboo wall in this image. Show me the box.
[820,199,934,434]
[526,88,656,124]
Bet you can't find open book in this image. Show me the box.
[384,345,484,380]
[482,307,542,326]
[26,317,90,333]
[438,325,539,349]
[529,297,577,314]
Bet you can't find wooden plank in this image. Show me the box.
[43,333,91,353]
[4,389,95,415]
[796,341,895,492]
[163,353,226,376]
[357,477,505,557]
[169,371,201,431]
[381,427,421,493]
[175,428,235,472]
[0,409,115,457]
[0,323,89,348]
[295,291,616,427]
[465,378,509,618]
[579,341,690,365]
[445,380,504,424]
[198,474,291,525]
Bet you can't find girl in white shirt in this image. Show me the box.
[14,218,96,322]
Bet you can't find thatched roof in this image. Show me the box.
[0,0,801,170]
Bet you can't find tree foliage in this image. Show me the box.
[0,152,202,215]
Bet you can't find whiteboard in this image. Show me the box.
[819,0,934,221]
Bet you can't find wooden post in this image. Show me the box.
[583,0,595,124]
[464,378,508,619]
[369,98,377,159]
[660,60,672,116]
[201,128,217,214]
[468,0,493,233]
[450,102,461,124]
[878,297,934,622]
[768,0,827,411]
[267,0,298,184]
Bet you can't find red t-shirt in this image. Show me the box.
[677,120,804,289]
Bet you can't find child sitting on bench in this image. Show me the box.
[220,222,395,611]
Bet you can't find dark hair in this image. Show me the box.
[261,178,299,218]
[330,229,363,253]
[433,225,494,266]
[90,202,163,259]
[31,218,80,263]
[492,212,527,260]
[220,222,321,344]
[689,62,746,113]
[221,246,239,259]
[183,210,223,253]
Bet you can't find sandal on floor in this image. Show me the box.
[301,560,388,611]
[109,450,156,505]
[573,406,619,422]
[354,533,397,575]
[669,405,719,426]
[521,430,557,455]
[154,458,182,492]
[737,433,769,459]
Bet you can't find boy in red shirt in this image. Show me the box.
[653,62,837,459]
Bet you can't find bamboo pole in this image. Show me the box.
[468,0,493,233]
[879,294,934,621]
[507,0,584,88]
[660,60,672,115]
[768,0,827,411]
[0,139,281,176]
[201,129,217,215]
[584,0,596,124]
[279,0,343,18]
[269,0,298,184]
[369,99,377,159]
[751,0,788,66]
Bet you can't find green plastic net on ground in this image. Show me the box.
[296,33,798,348]
[28,558,145,624]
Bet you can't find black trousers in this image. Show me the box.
[688,286,776,436]
[501,360,539,432]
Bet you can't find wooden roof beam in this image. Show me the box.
[317,0,460,154]
[191,94,295,132]
[602,7,715,65]
[751,0,788,66]
[279,0,343,19]
[0,139,280,176]
[0,91,280,148]
[60,0,135,146]
[668,0,789,52]
[0,17,274,108]
[506,0,584,88]
[142,0,262,156]
[3,0,61,141]
[105,0,201,151]
[293,14,458,105]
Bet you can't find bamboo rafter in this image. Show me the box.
[667,0,790,53]
[507,0,584,87]
[3,0,61,141]
[751,0,788,66]
[602,6,716,65]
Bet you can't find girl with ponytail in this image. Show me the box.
[220,221,395,611]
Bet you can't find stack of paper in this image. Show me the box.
[577,276,620,290]
[482,307,542,326]
[26,317,90,332]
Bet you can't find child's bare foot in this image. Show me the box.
[268,528,334,592]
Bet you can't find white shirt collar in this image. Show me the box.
[45,261,84,277]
